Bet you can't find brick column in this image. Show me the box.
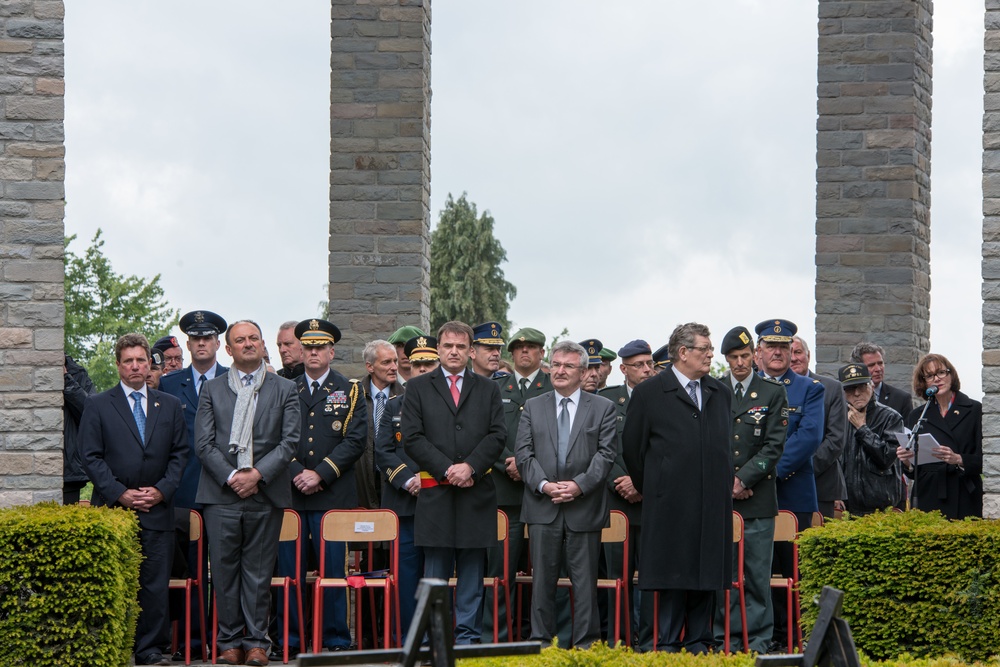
[328,0,431,379]
[814,0,932,390]
[0,0,65,506]
[983,1,1000,518]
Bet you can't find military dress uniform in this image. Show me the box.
[275,322,367,652]
[714,325,789,654]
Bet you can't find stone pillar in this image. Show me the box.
[814,0,932,387]
[0,0,65,506]
[983,1,1000,518]
[328,0,431,379]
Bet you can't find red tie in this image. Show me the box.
[449,375,461,406]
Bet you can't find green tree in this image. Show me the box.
[65,230,179,390]
[430,193,517,333]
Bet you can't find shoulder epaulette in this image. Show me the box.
[762,376,784,386]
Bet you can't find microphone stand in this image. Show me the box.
[906,393,935,510]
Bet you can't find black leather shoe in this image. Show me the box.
[136,653,171,666]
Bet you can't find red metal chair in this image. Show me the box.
[722,511,750,654]
[271,509,307,663]
[770,510,801,653]
[168,509,208,665]
[449,509,511,642]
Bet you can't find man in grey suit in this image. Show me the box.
[515,340,617,649]
[195,320,299,667]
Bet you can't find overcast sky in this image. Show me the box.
[64,1,984,397]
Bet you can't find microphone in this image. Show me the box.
[925,385,938,399]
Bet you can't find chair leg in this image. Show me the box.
[294,582,306,655]
[283,581,290,664]
[739,585,749,653]
[613,586,621,648]
[492,581,499,643]
[723,590,731,655]
[312,584,323,656]
[785,586,793,654]
[196,582,207,663]
[183,584,191,665]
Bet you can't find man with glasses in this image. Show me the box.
[153,336,184,375]
[598,339,654,646]
[623,323,733,653]
[753,319,824,653]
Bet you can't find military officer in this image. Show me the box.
[484,327,551,641]
[579,340,604,394]
[754,319,824,652]
[715,326,788,654]
[387,325,427,385]
[598,339,655,647]
[375,335,439,638]
[597,347,617,390]
[470,321,505,378]
[275,318,367,655]
[652,344,671,372]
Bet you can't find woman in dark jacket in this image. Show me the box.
[839,363,902,515]
[896,353,983,519]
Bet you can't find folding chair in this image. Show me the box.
[168,509,208,665]
[722,511,749,654]
[271,509,307,663]
[448,509,511,642]
[314,509,400,651]
[811,511,825,528]
[770,510,801,653]
[513,523,532,642]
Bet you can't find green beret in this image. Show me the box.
[387,325,427,345]
[506,327,546,351]
[599,347,617,362]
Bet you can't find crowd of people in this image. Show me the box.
[62,311,983,664]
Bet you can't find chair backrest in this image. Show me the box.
[322,508,399,543]
[189,508,203,542]
[774,510,798,543]
[280,509,301,542]
[811,511,825,528]
[496,508,508,542]
[602,510,628,544]
[732,511,744,543]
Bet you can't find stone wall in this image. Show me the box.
[0,0,65,506]
[814,0,933,389]
[983,0,1000,518]
[328,0,431,379]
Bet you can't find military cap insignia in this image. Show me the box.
[518,336,526,342]
[309,319,319,330]
[773,325,780,333]
[194,311,205,323]
[332,420,342,431]
[417,336,427,347]
[739,331,749,345]
[491,325,499,337]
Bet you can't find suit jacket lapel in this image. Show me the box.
[456,372,474,411]
[566,392,590,457]
[112,385,144,446]
[144,392,161,444]
[432,369,458,414]
[253,376,274,427]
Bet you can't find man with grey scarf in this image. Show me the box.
[195,320,299,667]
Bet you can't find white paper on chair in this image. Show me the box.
[354,521,375,533]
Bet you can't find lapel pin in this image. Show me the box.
[750,392,757,398]
[154,402,160,408]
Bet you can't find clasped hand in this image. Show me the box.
[543,480,581,504]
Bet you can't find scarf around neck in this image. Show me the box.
[227,362,266,470]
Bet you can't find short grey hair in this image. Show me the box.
[363,339,395,365]
[668,322,710,360]
[792,335,811,358]
[550,340,588,368]
[851,341,885,363]
[278,320,297,332]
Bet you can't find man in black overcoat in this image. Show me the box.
[622,322,732,653]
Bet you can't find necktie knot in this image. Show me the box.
[735,382,744,401]
[311,380,320,394]
[130,391,146,446]
[519,377,529,395]
[243,373,254,387]
[687,380,700,409]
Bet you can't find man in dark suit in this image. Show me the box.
[623,322,733,653]
[275,319,366,655]
[850,341,913,418]
[195,320,299,666]
[79,333,188,666]
[375,335,439,638]
[598,339,654,647]
[484,327,550,642]
[791,336,847,519]
[515,340,617,648]
[401,321,506,644]
[358,339,405,510]
[716,326,787,654]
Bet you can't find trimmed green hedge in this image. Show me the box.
[798,510,1000,662]
[0,502,141,667]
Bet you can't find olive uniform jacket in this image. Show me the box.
[597,383,642,526]
[494,371,552,506]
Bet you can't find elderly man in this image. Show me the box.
[790,336,847,519]
[153,335,184,375]
[839,363,903,515]
[623,323,732,653]
[401,321,506,644]
[716,326,787,654]
[80,333,188,666]
[275,320,305,379]
[470,321,505,377]
[516,340,617,648]
[358,339,405,510]
[195,320,299,666]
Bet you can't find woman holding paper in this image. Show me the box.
[896,353,982,519]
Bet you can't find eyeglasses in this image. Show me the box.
[622,360,655,369]
[687,345,714,354]
[550,362,582,371]
[922,368,951,382]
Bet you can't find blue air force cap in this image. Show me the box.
[473,321,504,347]
[755,319,797,344]
[179,310,227,337]
[578,339,604,366]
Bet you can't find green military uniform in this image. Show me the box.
[718,371,788,653]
